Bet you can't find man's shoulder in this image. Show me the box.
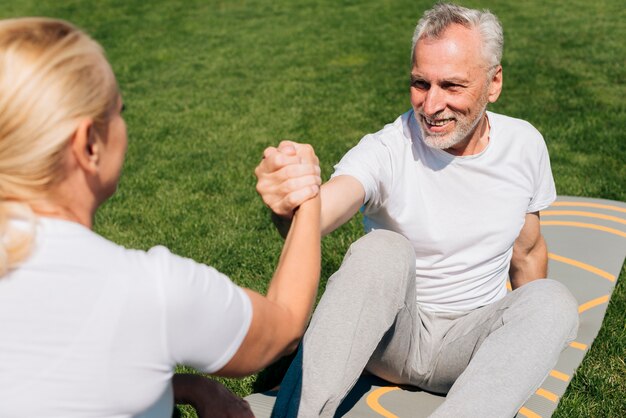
[488,111,550,161]
[488,111,543,138]
[333,111,414,180]
[364,110,413,145]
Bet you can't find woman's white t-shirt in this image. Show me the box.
[0,217,252,417]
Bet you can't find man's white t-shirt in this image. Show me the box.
[332,110,556,313]
[0,217,252,417]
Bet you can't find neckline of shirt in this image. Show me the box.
[35,216,92,235]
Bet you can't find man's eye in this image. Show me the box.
[443,83,464,91]
[411,79,429,90]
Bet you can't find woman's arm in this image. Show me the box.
[216,157,321,377]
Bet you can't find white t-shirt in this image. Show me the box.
[0,217,252,417]
[332,110,556,313]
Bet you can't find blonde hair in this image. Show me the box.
[0,17,118,275]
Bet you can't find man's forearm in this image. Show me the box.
[269,175,365,240]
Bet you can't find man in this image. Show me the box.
[255,3,579,417]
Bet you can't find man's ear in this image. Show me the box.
[488,65,503,103]
[71,118,99,174]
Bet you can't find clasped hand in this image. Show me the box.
[255,140,322,218]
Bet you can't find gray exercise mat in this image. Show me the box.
[246,196,626,418]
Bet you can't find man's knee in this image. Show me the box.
[517,279,579,343]
[339,229,415,291]
[349,229,415,270]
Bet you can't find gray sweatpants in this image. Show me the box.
[271,230,579,418]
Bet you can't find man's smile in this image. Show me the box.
[421,114,455,132]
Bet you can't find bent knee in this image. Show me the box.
[351,229,415,267]
[526,279,578,311]
[521,279,579,341]
[341,230,415,289]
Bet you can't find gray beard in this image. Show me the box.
[418,106,487,151]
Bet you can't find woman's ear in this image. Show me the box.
[71,118,99,174]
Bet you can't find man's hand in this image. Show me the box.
[255,140,321,218]
[172,374,254,418]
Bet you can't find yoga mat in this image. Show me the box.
[246,196,626,417]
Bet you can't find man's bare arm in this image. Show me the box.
[319,175,365,236]
[255,141,364,237]
[509,211,548,289]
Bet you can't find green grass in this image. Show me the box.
[2,0,624,416]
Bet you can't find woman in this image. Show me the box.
[0,17,321,417]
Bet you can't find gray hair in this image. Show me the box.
[411,3,503,69]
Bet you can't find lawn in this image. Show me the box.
[2,0,623,416]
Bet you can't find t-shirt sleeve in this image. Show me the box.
[527,134,557,213]
[331,134,392,209]
[148,246,252,373]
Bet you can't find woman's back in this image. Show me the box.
[0,217,251,417]
[0,17,321,417]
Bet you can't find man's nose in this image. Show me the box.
[423,87,446,116]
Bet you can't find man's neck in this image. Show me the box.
[445,113,490,157]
